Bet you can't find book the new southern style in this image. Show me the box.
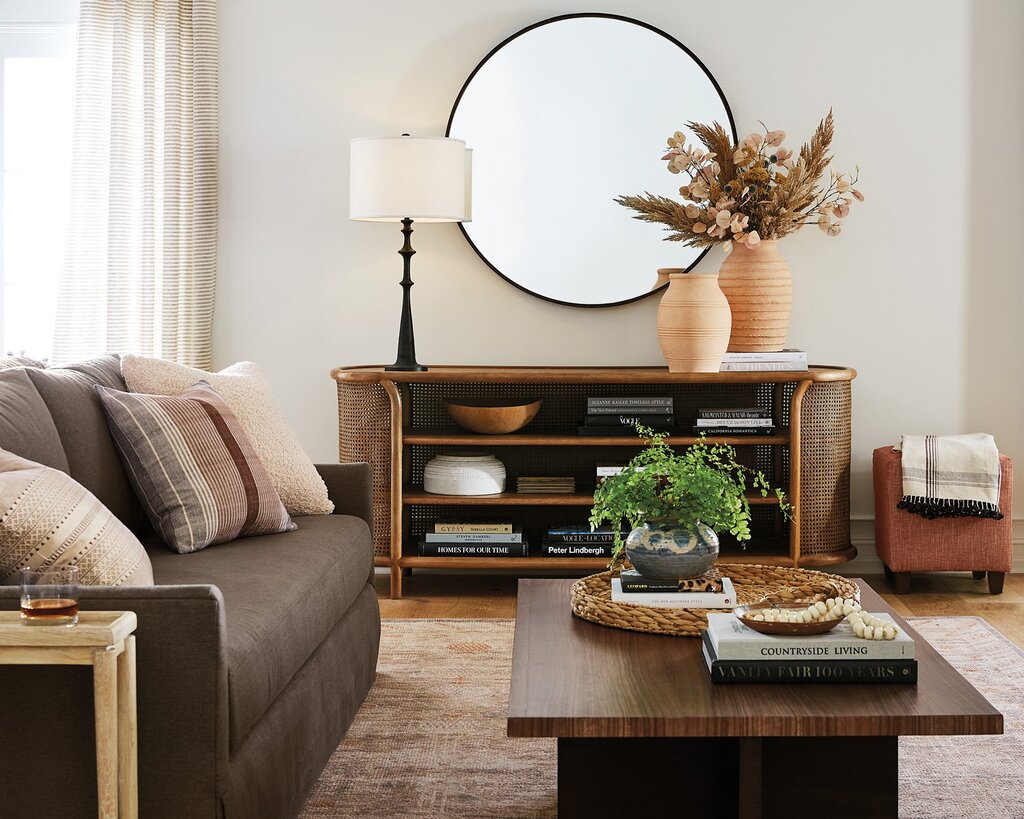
[610,577,736,608]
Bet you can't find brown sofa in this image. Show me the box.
[0,356,380,818]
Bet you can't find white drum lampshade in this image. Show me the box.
[350,136,471,222]
[348,134,473,372]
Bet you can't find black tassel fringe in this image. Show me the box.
[897,495,1004,520]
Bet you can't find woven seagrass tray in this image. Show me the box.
[570,563,860,638]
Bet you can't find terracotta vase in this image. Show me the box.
[656,270,731,373]
[717,239,792,352]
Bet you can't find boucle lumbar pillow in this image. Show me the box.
[97,381,296,553]
[120,355,333,516]
[0,449,154,586]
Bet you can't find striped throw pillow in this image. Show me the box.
[97,381,295,553]
[0,449,154,586]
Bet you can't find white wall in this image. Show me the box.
[216,0,1023,539]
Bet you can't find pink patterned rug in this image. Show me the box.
[301,617,1022,818]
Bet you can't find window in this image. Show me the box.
[0,2,77,362]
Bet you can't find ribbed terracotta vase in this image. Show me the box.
[656,270,731,373]
[717,239,792,352]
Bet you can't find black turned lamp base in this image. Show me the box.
[387,218,427,372]
[385,362,427,372]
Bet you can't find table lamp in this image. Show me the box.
[350,135,472,371]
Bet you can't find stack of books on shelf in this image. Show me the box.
[516,476,576,494]
[694,407,775,436]
[702,612,918,684]
[719,349,808,372]
[611,569,736,609]
[579,396,676,436]
[539,525,623,557]
[418,521,527,557]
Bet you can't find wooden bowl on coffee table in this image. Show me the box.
[734,603,845,636]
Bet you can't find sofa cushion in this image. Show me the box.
[97,382,295,553]
[0,355,45,370]
[121,356,334,516]
[144,513,373,749]
[0,369,69,472]
[26,355,142,529]
[0,450,154,586]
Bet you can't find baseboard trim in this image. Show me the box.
[838,517,1024,575]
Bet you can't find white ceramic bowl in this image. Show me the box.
[423,453,506,495]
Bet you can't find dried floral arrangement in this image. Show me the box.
[615,111,862,254]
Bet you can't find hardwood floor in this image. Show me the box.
[375,570,1024,649]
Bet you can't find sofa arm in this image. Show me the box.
[0,584,228,819]
[317,462,372,528]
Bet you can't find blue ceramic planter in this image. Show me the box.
[624,522,720,580]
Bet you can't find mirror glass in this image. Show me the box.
[447,14,735,307]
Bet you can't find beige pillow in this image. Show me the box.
[0,449,154,586]
[120,355,333,515]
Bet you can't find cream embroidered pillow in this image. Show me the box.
[0,450,154,586]
[120,356,333,516]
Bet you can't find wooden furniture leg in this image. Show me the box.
[973,570,986,579]
[988,572,1005,595]
[93,648,119,819]
[894,572,912,594]
[117,636,138,819]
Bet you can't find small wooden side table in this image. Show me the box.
[0,611,138,819]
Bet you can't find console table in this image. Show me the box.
[332,365,857,598]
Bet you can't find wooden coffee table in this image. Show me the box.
[508,578,1002,819]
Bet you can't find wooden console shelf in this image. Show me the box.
[402,488,781,506]
[333,365,857,598]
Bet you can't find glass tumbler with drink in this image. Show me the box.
[20,566,79,626]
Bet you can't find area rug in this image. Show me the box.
[300,617,1023,819]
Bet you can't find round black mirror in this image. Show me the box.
[447,14,736,307]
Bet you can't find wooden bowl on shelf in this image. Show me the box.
[444,398,542,434]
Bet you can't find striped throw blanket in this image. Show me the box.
[895,433,1004,519]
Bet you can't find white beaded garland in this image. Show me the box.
[846,611,899,640]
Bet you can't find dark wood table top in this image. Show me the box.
[507,578,1003,739]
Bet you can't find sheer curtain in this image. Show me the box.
[54,0,218,368]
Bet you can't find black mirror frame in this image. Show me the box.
[445,12,738,309]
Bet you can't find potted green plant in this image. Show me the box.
[589,427,790,579]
